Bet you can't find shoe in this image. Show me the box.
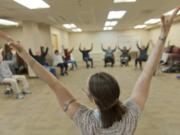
[86,64,90,68]
[16,93,24,100]
[4,89,13,95]
[22,89,32,95]
[65,72,68,75]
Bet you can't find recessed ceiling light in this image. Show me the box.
[63,24,77,29]
[144,18,161,25]
[164,9,180,16]
[114,0,136,3]
[0,19,19,26]
[103,27,113,31]
[134,24,146,29]
[105,21,118,26]
[70,24,77,29]
[13,0,50,9]
[72,28,82,32]
[107,11,127,19]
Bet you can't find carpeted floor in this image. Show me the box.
[0,63,180,135]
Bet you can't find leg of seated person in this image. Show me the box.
[104,58,108,67]
[73,60,78,69]
[139,60,143,70]
[135,58,140,68]
[83,58,89,68]
[2,78,24,99]
[57,63,64,76]
[111,58,115,67]
[12,75,31,94]
[63,62,68,75]
[89,58,93,68]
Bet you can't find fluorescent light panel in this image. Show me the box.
[13,0,50,9]
[144,18,160,25]
[107,11,126,19]
[164,9,180,16]
[72,28,82,32]
[114,0,136,3]
[0,19,18,26]
[103,27,113,31]
[105,21,118,26]
[134,24,146,29]
[63,24,77,29]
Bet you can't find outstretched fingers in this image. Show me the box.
[0,31,14,42]
[170,7,180,24]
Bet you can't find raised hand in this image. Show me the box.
[0,31,14,42]
[160,7,180,39]
[0,48,3,55]
[9,42,25,54]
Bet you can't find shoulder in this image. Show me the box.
[73,105,98,129]
[123,98,142,120]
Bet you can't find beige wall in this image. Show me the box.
[1,21,180,62]
[149,21,180,47]
[69,30,150,61]
[50,27,69,53]
[0,26,23,47]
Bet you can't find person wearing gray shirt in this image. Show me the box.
[0,48,31,99]
[102,44,116,67]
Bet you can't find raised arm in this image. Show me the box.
[79,44,83,52]
[128,47,131,52]
[0,31,81,119]
[29,48,34,57]
[112,46,117,53]
[130,7,180,110]
[69,48,74,53]
[88,43,93,52]
[0,48,3,55]
[41,46,49,56]
[136,42,141,50]
[101,44,106,52]
[145,42,150,51]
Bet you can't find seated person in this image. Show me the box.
[69,54,78,70]
[101,44,116,67]
[29,46,56,76]
[0,48,31,100]
[79,43,93,68]
[135,41,150,69]
[53,50,68,76]
[3,44,18,73]
[119,46,131,66]
[63,46,77,70]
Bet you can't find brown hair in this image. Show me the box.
[88,72,127,128]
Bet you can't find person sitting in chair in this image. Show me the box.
[102,44,116,67]
[29,46,57,76]
[79,43,94,68]
[119,46,131,67]
[135,41,150,70]
[53,50,68,76]
[0,47,31,100]
[63,46,77,70]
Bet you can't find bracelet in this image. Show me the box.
[159,36,166,42]
[63,99,76,112]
